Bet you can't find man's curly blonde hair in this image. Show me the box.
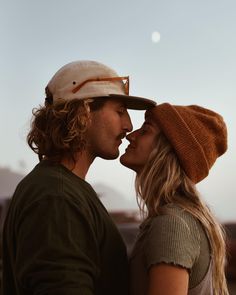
[27,93,99,163]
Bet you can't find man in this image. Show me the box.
[2,60,156,295]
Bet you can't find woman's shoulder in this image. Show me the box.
[140,203,198,233]
[146,203,201,252]
[152,203,198,228]
[142,203,201,270]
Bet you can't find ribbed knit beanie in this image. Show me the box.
[148,103,228,183]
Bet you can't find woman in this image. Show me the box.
[120,103,229,295]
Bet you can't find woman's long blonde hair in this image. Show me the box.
[135,133,228,295]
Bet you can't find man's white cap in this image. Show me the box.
[46,60,156,110]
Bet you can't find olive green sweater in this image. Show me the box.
[2,161,128,295]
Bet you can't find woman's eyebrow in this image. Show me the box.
[144,120,154,126]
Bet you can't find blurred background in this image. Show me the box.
[0,0,236,292]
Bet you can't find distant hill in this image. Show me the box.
[0,167,24,198]
[93,182,137,211]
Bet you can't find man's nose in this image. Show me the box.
[123,113,133,132]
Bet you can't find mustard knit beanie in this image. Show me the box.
[149,103,228,183]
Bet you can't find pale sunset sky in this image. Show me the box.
[1,0,236,221]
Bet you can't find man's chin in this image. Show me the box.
[99,151,120,160]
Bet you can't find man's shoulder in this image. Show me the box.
[11,161,97,210]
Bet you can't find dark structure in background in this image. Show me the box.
[0,198,235,292]
[109,211,140,256]
[224,223,236,281]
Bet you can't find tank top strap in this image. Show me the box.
[189,260,213,295]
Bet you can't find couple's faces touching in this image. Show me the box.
[120,111,160,174]
[86,99,159,171]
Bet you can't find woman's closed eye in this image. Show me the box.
[139,123,152,135]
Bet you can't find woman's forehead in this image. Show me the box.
[144,109,156,124]
[144,109,161,131]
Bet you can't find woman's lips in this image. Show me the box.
[125,144,135,151]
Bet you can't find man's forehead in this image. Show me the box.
[106,97,127,108]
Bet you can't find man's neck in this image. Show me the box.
[61,151,95,180]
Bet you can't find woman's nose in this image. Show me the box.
[126,129,137,142]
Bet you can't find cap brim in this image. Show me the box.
[109,94,156,110]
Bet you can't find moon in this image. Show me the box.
[152,31,161,43]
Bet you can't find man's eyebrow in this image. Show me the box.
[116,101,127,108]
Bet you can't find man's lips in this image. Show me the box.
[117,139,122,146]
[116,133,127,145]
[118,133,126,140]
